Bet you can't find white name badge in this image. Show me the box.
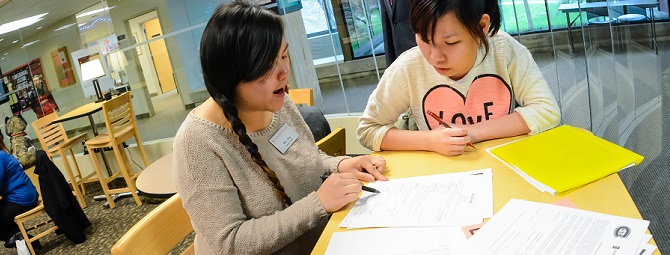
[269,123,299,154]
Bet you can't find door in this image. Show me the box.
[143,18,176,93]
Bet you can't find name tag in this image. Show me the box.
[269,123,299,154]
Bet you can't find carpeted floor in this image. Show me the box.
[0,179,194,255]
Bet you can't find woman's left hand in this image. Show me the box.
[337,155,388,182]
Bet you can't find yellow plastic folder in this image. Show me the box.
[487,125,644,195]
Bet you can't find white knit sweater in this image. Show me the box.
[358,31,561,151]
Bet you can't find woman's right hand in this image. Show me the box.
[428,126,471,156]
[316,173,362,213]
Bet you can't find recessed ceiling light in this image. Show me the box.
[12,40,18,43]
[0,13,49,36]
[0,38,3,42]
[3,53,7,55]
[76,6,116,19]
[54,23,76,31]
[37,26,42,30]
[21,40,39,48]
[1,57,4,60]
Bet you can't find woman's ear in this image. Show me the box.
[480,14,491,35]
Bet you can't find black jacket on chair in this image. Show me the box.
[34,150,90,243]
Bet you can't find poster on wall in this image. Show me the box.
[50,46,77,88]
[2,58,60,118]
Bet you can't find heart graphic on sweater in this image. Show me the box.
[423,74,512,129]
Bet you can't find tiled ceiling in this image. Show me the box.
[0,0,98,51]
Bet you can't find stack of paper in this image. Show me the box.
[459,199,656,255]
[487,125,644,195]
[324,227,467,255]
[339,169,493,229]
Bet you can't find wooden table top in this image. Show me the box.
[312,136,658,254]
[136,152,176,198]
[51,102,104,124]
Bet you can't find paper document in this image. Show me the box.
[340,169,493,229]
[637,234,657,255]
[325,227,467,255]
[461,199,651,255]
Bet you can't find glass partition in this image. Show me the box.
[0,1,668,251]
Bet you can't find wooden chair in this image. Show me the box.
[316,127,346,156]
[14,166,58,255]
[288,88,314,106]
[31,112,94,208]
[110,194,194,255]
[85,92,149,208]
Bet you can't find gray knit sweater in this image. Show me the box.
[173,97,347,254]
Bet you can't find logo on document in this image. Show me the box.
[614,226,631,238]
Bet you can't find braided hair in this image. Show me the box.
[200,1,292,206]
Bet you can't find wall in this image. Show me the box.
[108,0,195,108]
[165,0,210,101]
[127,11,161,96]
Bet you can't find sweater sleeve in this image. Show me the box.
[319,151,349,174]
[506,39,561,134]
[173,129,329,255]
[357,64,412,151]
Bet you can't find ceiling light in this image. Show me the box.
[1,57,4,60]
[36,26,42,30]
[21,40,39,48]
[76,6,116,19]
[0,13,49,36]
[3,53,7,55]
[0,38,3,42]
[54,23,76,31]
[12,40,18,43]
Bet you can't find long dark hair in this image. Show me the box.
[200,1,293,206]
[0,133,8,153]
[410,0,501,57]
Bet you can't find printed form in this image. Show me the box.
[324,227,467,255]
[340,169,493,229]
[460,199,652,255]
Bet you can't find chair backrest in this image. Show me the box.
[23,166,40,197]
[316,127,346,157]
[31,112,69,156]
[102,92,136,140]
[297,106,331,141]
[111,194,194,255]
[288,88,314,106]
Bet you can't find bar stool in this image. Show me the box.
[587,16,617,50]
[31,112,94,208]
[86,92,150,208]
[617,14,648,50]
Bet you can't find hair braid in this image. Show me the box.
[213,94,293,207]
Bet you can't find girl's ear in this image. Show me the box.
[480,14,491,35]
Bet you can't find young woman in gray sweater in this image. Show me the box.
[173,1,388,254]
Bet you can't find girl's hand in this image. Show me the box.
[338,155,388,182]
[316,173,362,213]
[429,126,472,156]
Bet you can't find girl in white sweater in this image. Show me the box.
[358,0,560,156]
[174,1,387,254]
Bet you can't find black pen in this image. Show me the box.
[362,186,381,194]
[321,174,381,194]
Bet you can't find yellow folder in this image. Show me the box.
[487,125,644,195]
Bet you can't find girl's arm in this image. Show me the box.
[357,65,412,151]
[505,37,561,135]
[380,127,473,156]
[453,111,530,143]
[174,137,328,254]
